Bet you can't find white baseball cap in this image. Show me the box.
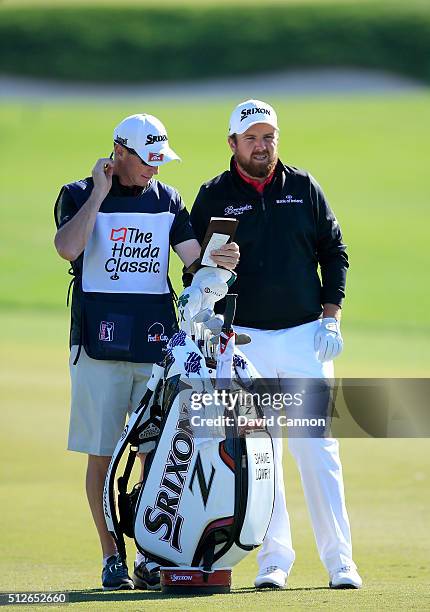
[113,113,181,167]
[228,99,278,136]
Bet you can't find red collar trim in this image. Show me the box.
[234,161,274,194]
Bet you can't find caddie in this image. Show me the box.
[189,100,362,590]
[54,113,239,591]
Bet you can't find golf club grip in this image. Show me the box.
[223,293,237,331]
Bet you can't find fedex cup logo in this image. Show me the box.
[147,322,168,344]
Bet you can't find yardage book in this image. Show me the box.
[187,217,238,273]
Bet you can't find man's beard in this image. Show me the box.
[235,150,277,179]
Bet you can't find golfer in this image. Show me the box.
[54,113,239,590]
[190,100,362,590]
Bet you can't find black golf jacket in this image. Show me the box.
[190,158,349,330]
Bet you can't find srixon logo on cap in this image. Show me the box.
[240,107,271,122]
[145,134,168,145]
[148,152,164,162]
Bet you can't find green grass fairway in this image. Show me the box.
[0,92,429,609]
[0,311,429,610]
[1,0,410,8]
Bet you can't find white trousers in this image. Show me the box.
[236,320,355,575]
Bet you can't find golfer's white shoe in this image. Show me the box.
[254,566,288,589]
[329,566,362,589]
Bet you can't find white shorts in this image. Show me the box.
[68,346,152,456]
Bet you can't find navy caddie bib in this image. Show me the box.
[65,179,179,363]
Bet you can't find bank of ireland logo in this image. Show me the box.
[275,195,304,205]
[147,322,169,343]
[99,321,114,341]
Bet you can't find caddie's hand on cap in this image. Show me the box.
[210,242,240,270]
[92,157,114,200]
[314,317,343,362]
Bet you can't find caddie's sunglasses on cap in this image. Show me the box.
[113,140,151,166]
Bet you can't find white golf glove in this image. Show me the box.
[314,317,343,362]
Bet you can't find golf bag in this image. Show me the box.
[103,270,275,571]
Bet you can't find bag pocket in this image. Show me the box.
[82,293,176,362]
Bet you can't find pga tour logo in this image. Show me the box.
[99,321,114,342]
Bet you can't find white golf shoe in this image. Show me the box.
[254,566,288,589]
[329,565,362,589]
